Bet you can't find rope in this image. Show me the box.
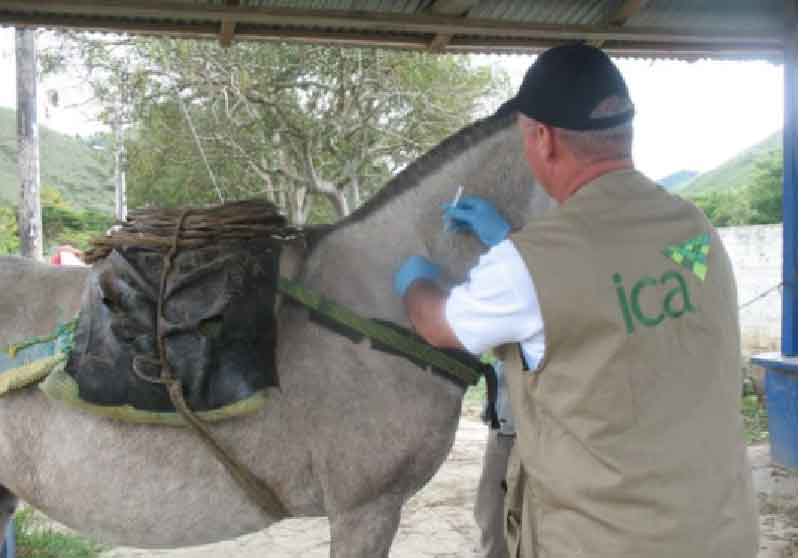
[146,207,289,520]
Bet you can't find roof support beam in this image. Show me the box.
[0,0,783,57]
[218,0,239,48]
[425,0,481,53]
[591,0,650,48]
[427,0,480,17]
[0,0,779,46]
[428,33,452,53]
[608,0,647,25]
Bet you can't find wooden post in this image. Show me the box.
[15,27,43,261]
[113,87,127,222]
[113,118,127,222]
[112,68,128,222]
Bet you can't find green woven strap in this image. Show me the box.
[277,277,481,386]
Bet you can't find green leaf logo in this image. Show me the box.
[662,233,710,281]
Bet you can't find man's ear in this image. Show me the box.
[536,123,556,161]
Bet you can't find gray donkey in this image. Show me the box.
[0,111,551,557]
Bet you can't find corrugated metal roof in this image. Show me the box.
[0,0,789,61]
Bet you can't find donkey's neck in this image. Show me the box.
[300,114,550,325]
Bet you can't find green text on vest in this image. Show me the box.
[613,271,695,334]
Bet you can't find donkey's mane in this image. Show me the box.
[335,110,516,230]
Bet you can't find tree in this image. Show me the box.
[48,35,510,224]
[0,188,114,256]
[690,148,783,227]
[745,148,782,224]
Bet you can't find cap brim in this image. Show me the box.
[494,97,520,118]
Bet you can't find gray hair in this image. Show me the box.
[556,96,634,162]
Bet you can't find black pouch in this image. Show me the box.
[65,238,282,413]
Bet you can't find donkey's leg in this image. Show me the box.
[329,494,403,558]
[0,485,17,542]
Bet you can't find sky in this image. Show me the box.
[0,28,786,182]
[480,54,784,180]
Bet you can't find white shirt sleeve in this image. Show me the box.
[444,239,545,369]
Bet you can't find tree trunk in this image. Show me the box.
[15,28,43,261]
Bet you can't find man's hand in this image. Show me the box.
[394,255,441,297]
[442,196,510,247]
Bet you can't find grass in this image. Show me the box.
[742,394,769,444]
[12,507,104,558]
[742,376,770,444]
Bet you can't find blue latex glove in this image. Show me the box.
[441,196,510,247]
[394,255,441,297]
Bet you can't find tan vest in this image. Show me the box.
[503,170,758,558]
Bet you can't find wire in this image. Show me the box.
[739,282,785,311]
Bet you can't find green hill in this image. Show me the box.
[679,131,782,196]
[658,170,698,191]
[0,106,114,212]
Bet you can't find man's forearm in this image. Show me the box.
[402,280,464,350]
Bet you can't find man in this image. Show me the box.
[393,44,758,558]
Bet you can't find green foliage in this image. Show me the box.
[742,377,769,444]
[0,187,114,256]
[747,149,784,224]
[53,34,509,224]
[0,107,114,211]
[690,191,744,227]
[13,506,104,558]
[689,147,783,226]
[41,187,114,251]
[0,203,19,254]
[679,132,781,196]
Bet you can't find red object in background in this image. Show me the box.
[50,245,87,267]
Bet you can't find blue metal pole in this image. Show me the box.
[782,1,798,357]
[0,519,15,558]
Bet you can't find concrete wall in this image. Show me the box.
[717,224,783,354]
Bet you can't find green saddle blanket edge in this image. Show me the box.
[0,354,64,396]
[37,362,269,427]
[0,352,267,427]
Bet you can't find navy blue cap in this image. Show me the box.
[499,44,634,130]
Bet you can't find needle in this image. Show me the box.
[444,185,464,232]
[451,185,464,207]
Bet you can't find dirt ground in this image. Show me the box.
[100,414,798,558]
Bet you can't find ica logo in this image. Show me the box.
[613,271,695,334]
